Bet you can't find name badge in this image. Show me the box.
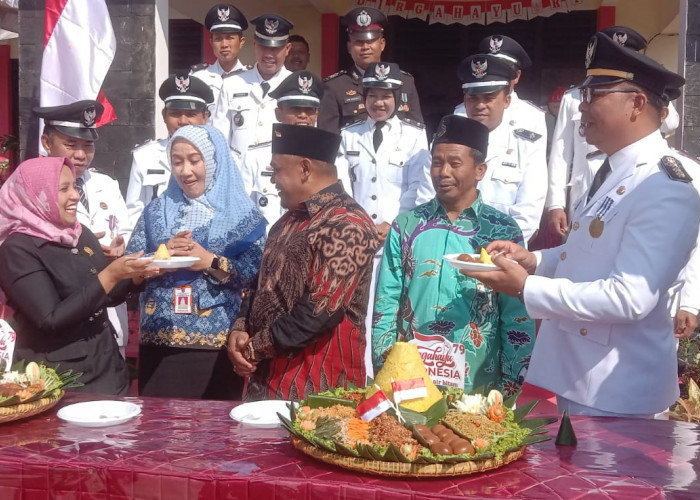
[261,171,273,177]
[0,320,17,372]
[344,96,361,104]
[346,151,360,157]
[146,169,165,175]
[173,286,193,314]
[232,92,248,98]
[410,333,466,388]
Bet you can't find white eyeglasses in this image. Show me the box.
[579,87,639,104]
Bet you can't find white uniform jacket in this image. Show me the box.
[218,65,291,158]
[524,131,700,414]
[478,117,547,243]
[337,115,434,226]
[77,168,133,352]
[191,59,248,131]
[547,89,680,217]
[125,138,169,228]
[239,141,281,232]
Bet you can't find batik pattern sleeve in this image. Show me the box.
[251,214,377,359]
[496,291,535,396]
[371,221,405,371]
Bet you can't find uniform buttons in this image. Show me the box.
[371,159,376,164]
[371,214,377,219]
[560,252,567,261]
[90,268,97,274]
[371,176,377,182]
[263,188,268,194]
[103,321,108,328]
[71,248,79,255]
[579,328,587,336]
[261,103,265,109]
[371,195,377,200]
[88,317,94,322]
[572,222,580,231]
[258,121,263,126]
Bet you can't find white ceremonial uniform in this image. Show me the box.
[477,116,547,243]
[191,59,248,134]
[337,115,434,376]
[218,65,291,158]
[524,131,700,415]
[239,141,282,231]
[547,89,680,219]
[125,138,169,228]
[77,169,134,357]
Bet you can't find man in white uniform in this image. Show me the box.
[191,3,251,134]
[219,13,293,159]
[238,70,327,230]
[34,101,133,357]
[455,34,547,151]
[336,62,434,375]
[459,54,547,243]
[125,75,213,227]
[462,32,698,417]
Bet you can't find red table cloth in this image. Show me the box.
[0,393,698,499]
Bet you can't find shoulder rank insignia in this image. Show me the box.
[513,128,542,142]
[399,117,426,129]
[400,69,414,77]
[523,99,545,112]
[323,70,347,82]
[190,63,209,72]
[660,155,693,183]
[341,119,364,130]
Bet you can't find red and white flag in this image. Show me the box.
[391,377,428,404]
[40,0,117,125]
[357,389,393,422]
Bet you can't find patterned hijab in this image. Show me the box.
[149,125,266,258]
[0,156,82,248]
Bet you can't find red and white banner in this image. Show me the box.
[357,389,393,421]
[352,0,589,25]
[391,377,428,404]
[40,0,117,126]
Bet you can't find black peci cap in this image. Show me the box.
[272,124,341,164]
[581,32,684,98]
[250,14,293,47]
[33,100,104,141]
[362,62,403,90]
[477,35,532,69]
[432,115,489,158]
[341,7,387,41]
[600,25,647,52]
[205,4,248,33]
[458,54,517,95]
[159,75,214,111]
[269,71,324,108]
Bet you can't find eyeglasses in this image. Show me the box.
[579,87,639,104]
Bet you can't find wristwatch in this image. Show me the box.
[210,256,221,271]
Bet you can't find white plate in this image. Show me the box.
[230,400,295,428]
[443,253,499,271]
[138,256,200,269]
[57,401,142,427]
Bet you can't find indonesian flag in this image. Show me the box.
[391,377,428,404]
[357,389,393,422]
[40,0,117,126]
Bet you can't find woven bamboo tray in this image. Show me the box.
[291,437,525,477]
[0,391,64,425]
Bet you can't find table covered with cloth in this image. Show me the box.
[0,393,698,499]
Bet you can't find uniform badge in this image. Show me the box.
[175,75,190,93]
[298,75,312,94]
[99,202,108,210]
[259,196,268,207]
[585,38,597,69]
[81,106,97,127]
[489,36,503,54]
[71,248,79,255]
[217,6,230,22]
[346,89,358,96]
[616,186,626,195]
[375,64,390,80]
[589,218,604,238]
[83,246,94,256]
[514,128,542,142]
[435,118,448,140]
[471,58,488,79]
[613,32,628,46]
[234,110,244,127]
[660,156,693,182]
[264,18,279,34]
[401,92,408,103]
[357,10,371,27]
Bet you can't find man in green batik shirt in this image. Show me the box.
[371,115,535,397]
